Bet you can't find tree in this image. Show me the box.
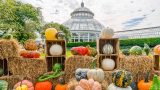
[0,0,41,43]
[42,22,71,41]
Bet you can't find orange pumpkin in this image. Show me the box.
[154,45,160,54]
[35,81,52,90]
[45,28,58,40]
[55,77,67,90]
[138,71,152,90]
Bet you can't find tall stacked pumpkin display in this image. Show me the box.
[97,27,119,71]
[45,28,66,71]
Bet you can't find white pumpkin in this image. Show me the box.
[87,68,104,82]
[100,27,114,39]
[102,58,115,71]
[108,83,132,90]
[49,44,63,56]
[102,43,113,54]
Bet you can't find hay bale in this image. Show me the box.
[0,75,22,89]
[65,55,95,82]
[104,71,113,85]
[8,57,47,83]
[119,55,154,82]
[0,39,19,59]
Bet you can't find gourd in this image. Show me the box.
[24,39,37,50]
[35,81,52,90]
[0,80,8,90]
[108,83,132,90]
[87,68,104,82]
[55,77,67,90]
[13,80,34,90]
[75,68,89,81]
[100,27,114,38]
[138,71,152,90]
[71,46,88,55]
[15,85,28,90]
[122,49,130,56]
[154,45,160,54]
[130,81,138,90]
[49,44,63,56]
[0,67,4,76]
[45,28,58,40]
[102,43,113,54]
[129,46,142,55]
[143,43,150,55]
[86,45,97,57]
[150,75,160,90]
[101,58,115,71]
[75,79,102,90]
[112,70,132,88]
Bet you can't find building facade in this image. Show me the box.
[63,2,104,42]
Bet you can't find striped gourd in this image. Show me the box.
[102,43,113,54]
[112,70,133,88]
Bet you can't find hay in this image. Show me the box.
[119,55,154,82]
[8,57,47,83]
[0,39,19,59]
[104,71,113,85]
[65,55,95,82]
[0,75,22,90]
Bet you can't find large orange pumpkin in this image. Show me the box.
[55,77,67,90]
[35,81,52,90]
[45,28,58,40]
[154,45,160,54]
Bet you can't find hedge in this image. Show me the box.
[67,37,160,48]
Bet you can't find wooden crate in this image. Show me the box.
[0,59,12,76]
[97,38,119,54]
[97,55,119,71]
[154,55,160,71]
[45,40,66,72]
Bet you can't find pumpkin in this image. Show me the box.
[112,70,132,88]
[71,46,88,55]
[35,81,52,90]
[143,43,150,55]
[13,80,34,90]
[16,85,28,90]
[75,68,89,81]
[86,45,97,57]
[138,71,152,90]
[75,79,102,90]
[55,77,67,90]
[0,80,8,90]
[129,46,142,55]
[154,45,160,55]
[20,50,40,58]
[24,39,37,50]
[150,75,160,90]
[101,58,115,71]
[100,27,114,38]
[122,49,130,56]
[102,43,113,54]
[130,81,138,90]
[87,68,104,82]
[49,44,63,56]
[45,28,58,40]
[108,83,132,90]
[0,67,4,76]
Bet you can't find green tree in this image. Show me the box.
[42,22,71,41]
[0,0,41,43]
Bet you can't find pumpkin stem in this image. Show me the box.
[144,70,150,82]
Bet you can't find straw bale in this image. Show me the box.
[8,57,47,83]
[119,55,154,82]
[0,39,19,59]
[65,55,95,82]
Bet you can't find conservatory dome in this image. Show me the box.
[63,2,104,42]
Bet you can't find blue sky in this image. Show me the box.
[21,0,160,31]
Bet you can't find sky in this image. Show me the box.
[20,0,160,31]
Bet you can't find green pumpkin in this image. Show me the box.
[0,80,8,90]
[129,46,142,55]
[112,70,133,88]
[0,67,4,76]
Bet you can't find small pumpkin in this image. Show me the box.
[71,46,88,55]
[24,39,37,50]
[87,68,104,82]
[108,83,132,90]
[75,68,89,81]
[0,80,8,90]
[112,70,132,88]
[122,49,130,56]
[130,81,138,90]
[129,46,142,55]
[100,27,114,39]
[16,85,28,90]
[35,81,52,90]
[143,43,150,55]
[138,71,152,90]
[49,44,63,56]
[154,45,160,55]
[102,43,113,54]
[101,58,115,71]
[45,28,58,40]
[13,80,34,90]
[150,75,160,90]
[55,77,67,90]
